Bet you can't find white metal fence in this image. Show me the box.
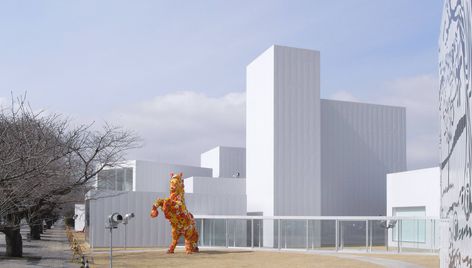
[193,215,443,254]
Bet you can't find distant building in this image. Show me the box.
[74,204,85,232]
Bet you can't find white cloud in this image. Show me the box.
[329,90,359,102]
[111,91,245,166]
[109,74,439,170]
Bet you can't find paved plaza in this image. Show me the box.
[0,221,79,268]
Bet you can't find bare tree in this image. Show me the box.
[0,96,140,257]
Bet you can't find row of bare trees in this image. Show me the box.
[0,96,140,257]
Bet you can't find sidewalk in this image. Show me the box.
[0,221,79,267]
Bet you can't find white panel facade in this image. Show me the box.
[201,146,246,178]
[247,45,321,218]
[246,46,275,216]
[218,147,246,178]
[74,204,85,232]
[185,177,246,195]
[387,167,440,217]
[386,168,440,249]
[133,160,212,193]
[201,147,220,177]
[85,190,246,248]
[439,1,472,266]
[273,46,321,217]
[320,99,406,216]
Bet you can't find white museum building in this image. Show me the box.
[82,45,411,248]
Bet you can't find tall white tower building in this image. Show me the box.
[246,45,406,247]
[246,45,321,219]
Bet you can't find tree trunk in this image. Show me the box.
[3,228,23,257]
[29,223,42,240]
[45,219,53,229]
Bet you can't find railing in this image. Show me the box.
[193,215,444,254]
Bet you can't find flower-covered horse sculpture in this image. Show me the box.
[150,173,199,254]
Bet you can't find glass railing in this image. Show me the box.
[194,216,443,254]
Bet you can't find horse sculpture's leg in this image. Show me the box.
[184,224,199,254]
[168,227,180,254]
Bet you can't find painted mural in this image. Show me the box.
[439,0,472,267]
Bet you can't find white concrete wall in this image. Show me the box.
[386,167,440,250]
[387,167,440,217]
[201,147,220,177]
[86,190,246,248]
[185,176,246,195]
[201,146,246,178]
[246,46,275,217]
[321,100,407,216]
[74,204,85,232]
[134,160,212,193]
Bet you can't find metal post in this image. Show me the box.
[431,219,434,253]
[109,228,113,268]
[124,224,127,251]
[225,219,228,248]
[386,224,389,252]
[306,219,309,251]
[335,220,339,252]
[258,220,261,248]
[284,222,286,249]
[397,220,401,253]
[278,219,281,250]
[251,219,254,248]
[201,219,204,246]
[365,220,369,252]
[312,220,314,250]
[369,220,373,252]
[340,222,344,250]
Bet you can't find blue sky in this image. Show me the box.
[0,1,443,167]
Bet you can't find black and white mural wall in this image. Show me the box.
[439,0,472,267]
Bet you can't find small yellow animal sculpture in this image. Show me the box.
[150,172,199,254]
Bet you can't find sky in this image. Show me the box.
[0,0,443,169]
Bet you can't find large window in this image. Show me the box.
[97,167,133,191]
[392,206,426,243]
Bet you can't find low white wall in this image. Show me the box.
[86,190,246,248]
[386,167,440,249]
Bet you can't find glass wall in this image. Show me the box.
[194,216,440,253]
[392,207,426,243]
[97,167,133,191]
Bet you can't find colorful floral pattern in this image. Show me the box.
[150,173,199,254]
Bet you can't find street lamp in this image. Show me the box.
[106,213,123,268]
[123,213,135,250]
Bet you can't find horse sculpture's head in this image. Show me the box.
[169,172,184,196]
